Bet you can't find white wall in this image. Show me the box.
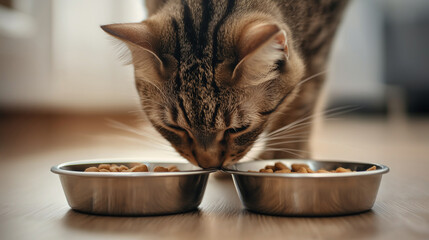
[49,0,146,112]
[0,0,52,109]
[0,0,146,113]
[326,0,385,107]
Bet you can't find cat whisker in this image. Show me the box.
[128,109,145,114]
[266,121,314,137]
[106,119,171,147]
[140,98,167,109]
[259,129,310,139]
[296,70,328,88]
[250,132,310,158]
[262,113,314,139]
[125,110,148,120]
[264,112,354,140]
[253,146,309,153]
[241,155,263,162]
[248,106,359,161]
[136,77,170,103]
[263,140,309,147]
[263,105,360,140]
[255,148,306,158]
[261,133,310,141]
[259,123,313,141]
[253,135,308,150]
[112,135,177,154]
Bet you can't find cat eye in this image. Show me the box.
[226,125,250,134]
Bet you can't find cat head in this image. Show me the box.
[102,9,304,168]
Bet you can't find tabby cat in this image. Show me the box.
[102,0,348,168]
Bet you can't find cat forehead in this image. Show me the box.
[175,64,223,132]
[159,15,234,131]
[159,20,233,65]
[151,1,236,60]
[179,56,213,76]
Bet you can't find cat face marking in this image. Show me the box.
[101,1,305,168]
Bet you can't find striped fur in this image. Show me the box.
[102,0,348,168]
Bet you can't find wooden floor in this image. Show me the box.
[0,113,428,240]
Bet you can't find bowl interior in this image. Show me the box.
[56,160,205,172]
[224,159,388,174]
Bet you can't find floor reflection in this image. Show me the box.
[61,188,383,239]
[62,208,203,236]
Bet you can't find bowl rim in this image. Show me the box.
[51,158,217,177]
[222,159,389,178]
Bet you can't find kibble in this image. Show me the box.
[274,162,289,171]
[264,165,276,171]
[84,166,99,172]
[291,164,311,172]
[83,163,179,173]
[366,166,376,171]
[168,166,180,172]
[109,164,119,172]
[335,167,352,173]
[251,162,377,174]
[153,166,169,172]
[129,164,148,172]
[98,164,111,170]
[118,165,129,172]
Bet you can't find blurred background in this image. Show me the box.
[1,1,429,239]
[0,0,429,158]
[1,0,429,115]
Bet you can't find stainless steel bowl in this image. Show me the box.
[51,159,215,216]
[223,159,389,216]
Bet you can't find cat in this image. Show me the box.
[102,0,348,168]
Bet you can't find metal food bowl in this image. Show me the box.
[51,159,215,216]
[223,159,389,216]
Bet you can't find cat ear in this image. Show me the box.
[101,23,164,72]
[232,23,288,86]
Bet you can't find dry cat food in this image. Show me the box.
[84,163,179,172]
[249,162,377,173]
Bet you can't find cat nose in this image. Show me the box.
[192,147,222,168]
[194,132,216,151]
[191,132,223,168]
